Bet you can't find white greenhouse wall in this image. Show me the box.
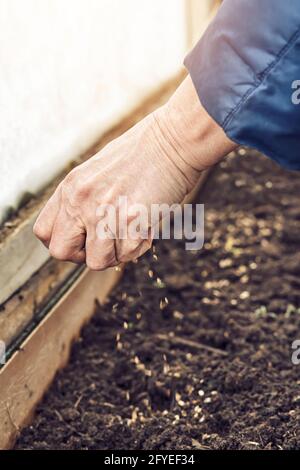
[0,0,213,222]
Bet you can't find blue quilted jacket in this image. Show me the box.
[184,0,300,170]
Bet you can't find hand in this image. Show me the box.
[33,76,236,269]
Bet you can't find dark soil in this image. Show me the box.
[16,149,300,450]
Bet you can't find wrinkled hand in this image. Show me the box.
[33,76,236,269]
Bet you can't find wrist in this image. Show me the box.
[159,75,237,172]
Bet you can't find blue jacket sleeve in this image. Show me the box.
[184,0,300,170]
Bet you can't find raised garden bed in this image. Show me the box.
[16,148,300,450]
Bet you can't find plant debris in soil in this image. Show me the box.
[16,148,300,450]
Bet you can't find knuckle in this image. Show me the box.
[63,170,92,203]
[33,219,48,241]
[87,253,115,271]
[86,260,106,271]
[49,244,69,261]
[74,184,92,205]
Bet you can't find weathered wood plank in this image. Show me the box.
[0,259,76,348]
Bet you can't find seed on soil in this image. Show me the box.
[155,277,165,288]
[173,310,183,320]
[240,291,250,300]
[219,258,233,268]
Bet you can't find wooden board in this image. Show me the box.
[0,259,76,348]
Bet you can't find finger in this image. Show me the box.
[116,231,153,263]
[85,228,118,271]
[48,206,86,264]
[33,185,62,248]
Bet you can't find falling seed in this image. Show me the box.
[230,299,238,306]
[160,297,169,309]
[148,270,154,278]
[121,292,127,300]
[199,416,205,423]
[153,254,158,261]
[123,321,128,329]
[116,333,120,342]
[136,312,142,320]
[204,397,212,404]
[250,262,257,270]
[198,390,205,397]
[126,391,130,401]
[112,303,119,312]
